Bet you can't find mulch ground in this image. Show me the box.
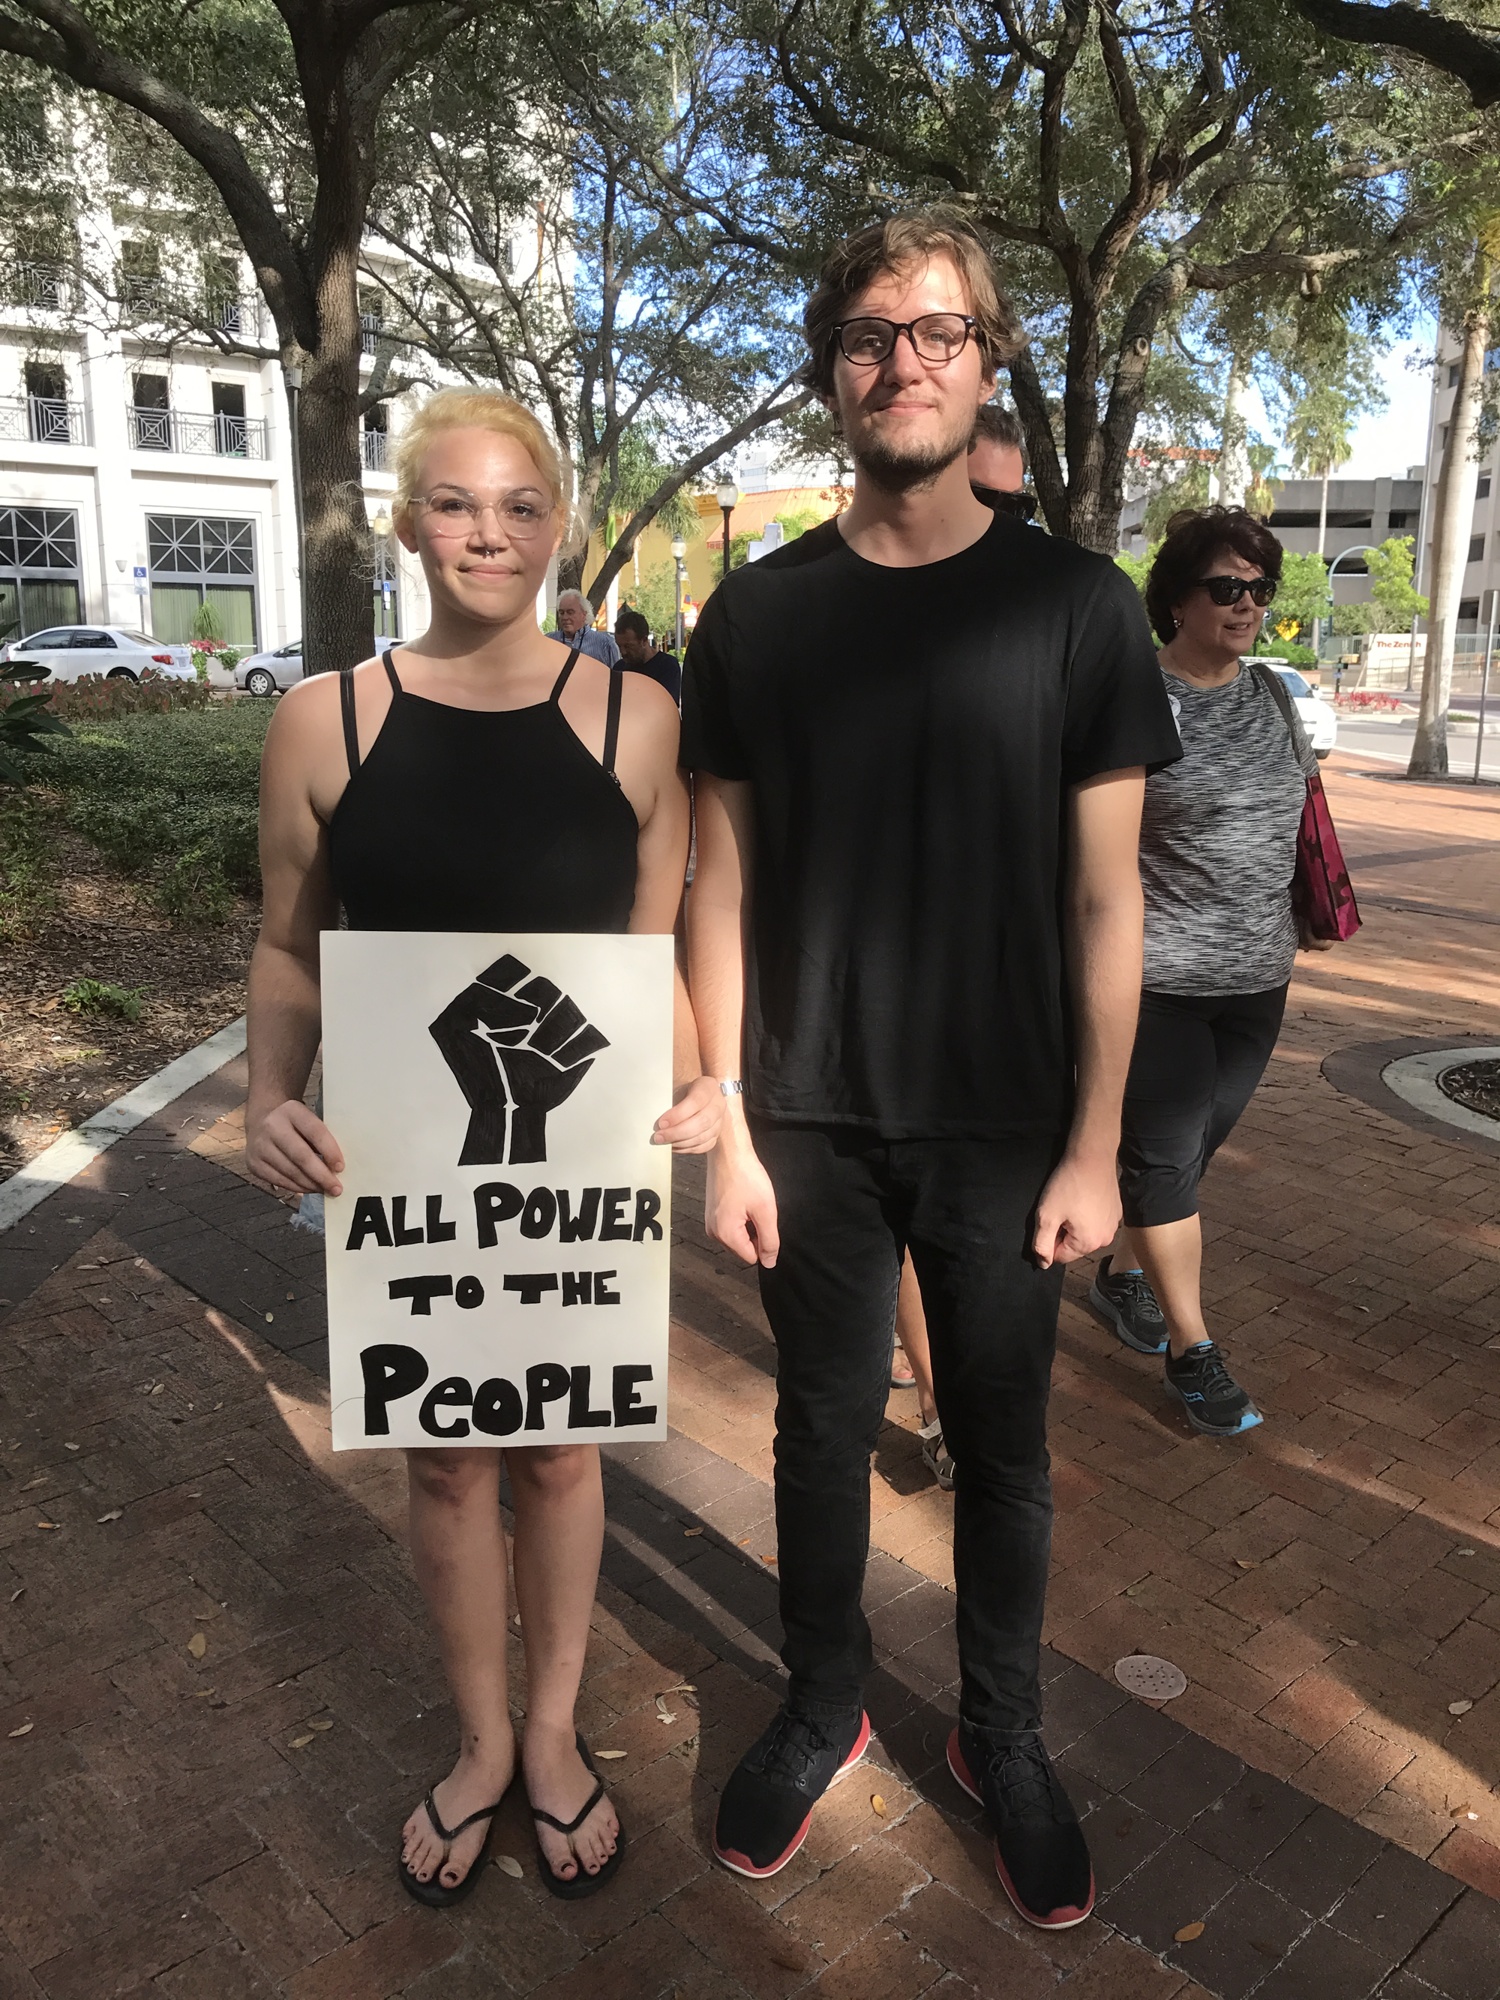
[0,806,255,1178]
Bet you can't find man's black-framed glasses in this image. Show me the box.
[1191,573,1276,607]
[973,484,1039,523]
[834,313,976,366]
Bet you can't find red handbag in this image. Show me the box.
[1252,665,1361,943]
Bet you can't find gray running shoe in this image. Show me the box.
[1087,1255,1168,1355]
[1165,1340,1262,1436]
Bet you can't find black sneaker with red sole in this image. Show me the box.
[947,1723,1094,1929]
[712,1703,871,1879]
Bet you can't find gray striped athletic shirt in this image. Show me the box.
[1141,662,1316,996]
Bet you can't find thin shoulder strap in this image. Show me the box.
[338,666,360,779]
[602,662,623,780]
[550,644,582,702]
[381,647,402,696]
[1250,660,1297,740]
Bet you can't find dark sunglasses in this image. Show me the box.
[1191,573,1276,607]
[972,483,1038,522]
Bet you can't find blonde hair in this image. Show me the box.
[393,387,566,522]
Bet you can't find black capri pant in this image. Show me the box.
[1118,985,1289,1230]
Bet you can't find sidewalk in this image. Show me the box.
[3,752,1499,1999]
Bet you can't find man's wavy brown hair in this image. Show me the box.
[803,208,1023,398]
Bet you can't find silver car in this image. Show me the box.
[235,640,304,697]
[0,624,194,683]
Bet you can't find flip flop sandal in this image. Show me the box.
[397,1783,510,1909]
[531,1732,629,1900]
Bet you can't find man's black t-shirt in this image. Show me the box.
[680,514,1181,1140]
[623,648,682,705]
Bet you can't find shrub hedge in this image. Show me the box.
[48,702,271,925]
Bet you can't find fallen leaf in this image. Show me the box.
[20,1475,44,1490]
[655,1695,678,1725]
[36,1520,58,1530]
[682,1527,703,1537]
[1174,1922,1205,1943]
[96,1510,122,1523]
[738,1536,750,1547]
[150,1383,164,1397]
[265,1314,273,1324]
[763,1555,778,1566]
[288,1733,315,1749]
[662,1683,697,1696]
[192,1689,215,1698]
[63,1442,78,1452]
[309,1719,333,1732]
[494,1853,523,1878]
[1338,1636,1360,1648]
[9,1588,24,1603]
[1449,1700,1474,1716]
[8,1722,33,1737]
[1450,1803,1471,1818]
[1454,1548,1476,1559]
[1468,1812,1479,1821]
[187,1632,207,1659]
[1124,1583,1146,1597]
[1234,1559,1258,1570]
[595,1749,627,1760]
[871,1793,887,1816]
[286,1293,295,1302]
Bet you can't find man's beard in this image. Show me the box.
[847,414,970,494]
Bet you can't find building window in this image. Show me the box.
[0,506,82,643]
[1479,474,1493,501]
[205,254,242,334]
[1459,597,1481,625]
[1388,512,1409,530]
[1440,424,1450,452]
[1449,362,1461,388]
[374,532,400,639]
[120,238,162,317]
[146,513,258,645]
[1469,534,1486,565]
[362,401,389,471]
[359,286,384,355]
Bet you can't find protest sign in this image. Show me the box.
[321,931,673,1450]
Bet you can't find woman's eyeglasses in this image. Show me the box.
[410,489,556,540]
[1191,574,1276,607]
[833,313,976,366]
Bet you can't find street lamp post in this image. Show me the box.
[671,536,687,653]
[283,361,307,654]
[716,479,739,583]
[1323,545,1380,694]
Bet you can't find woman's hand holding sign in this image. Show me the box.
[246,1097,345,1197]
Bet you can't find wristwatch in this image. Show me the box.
[719,1077,745,1097]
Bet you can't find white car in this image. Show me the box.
[1252,658,1337,760]
[235,640,304,697]
[0,624,194,683]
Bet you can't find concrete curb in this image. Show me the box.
[0,1015,247,1235]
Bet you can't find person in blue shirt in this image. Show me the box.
[551,589,621,666]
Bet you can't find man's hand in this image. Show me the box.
[652,1075,723,1154]
[705,1132,780,1267]
[1031,1149,1120,1270]
[246,1099,344,1196]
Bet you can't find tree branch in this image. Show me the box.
[1287,0,1500,109]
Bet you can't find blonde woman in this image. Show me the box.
[246,389,719,1905]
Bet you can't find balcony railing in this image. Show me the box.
[207,294,261,337]
[360,312,383,355]
[361,428,389,471]
[127,407,269,459]
[0,394,89,445]
[5,260,68,311]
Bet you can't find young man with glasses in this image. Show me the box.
[683,210,1180,1928]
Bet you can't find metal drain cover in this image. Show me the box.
[1114,1653,1188,1700]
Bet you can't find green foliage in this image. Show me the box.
[1272,551,1334,636]
[46,673,214,721]
[1115,545,1159,602]
[0,790,57,942]
[0,686,70,786]
[191,599,226,643]
[1144,461,1213,541]
[1366,535,1429,628]
[774,508,822,544]
[62,978,145,1022]
[48,704,271,925]
[1252,636,1319,664]
[1331,600,1381,635]
[618,560,682,646]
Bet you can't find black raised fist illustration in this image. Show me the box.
[429,954,609,1165]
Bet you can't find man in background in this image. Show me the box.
[551,588,621,666]
[969,402,1037,521]
[614,608,682,704]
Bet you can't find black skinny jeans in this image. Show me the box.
[1117,985,1289,1230]
[753,1121,1066,1735]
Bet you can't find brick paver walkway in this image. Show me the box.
[3,752,1499,1998]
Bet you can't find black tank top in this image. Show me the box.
[327,648,638,932]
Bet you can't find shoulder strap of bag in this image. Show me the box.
[1250,659,1298,742]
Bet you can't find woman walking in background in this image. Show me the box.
[245,388,719,1907]
[1088,507,1337,1437]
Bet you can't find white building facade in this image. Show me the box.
[0,262,425,656]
